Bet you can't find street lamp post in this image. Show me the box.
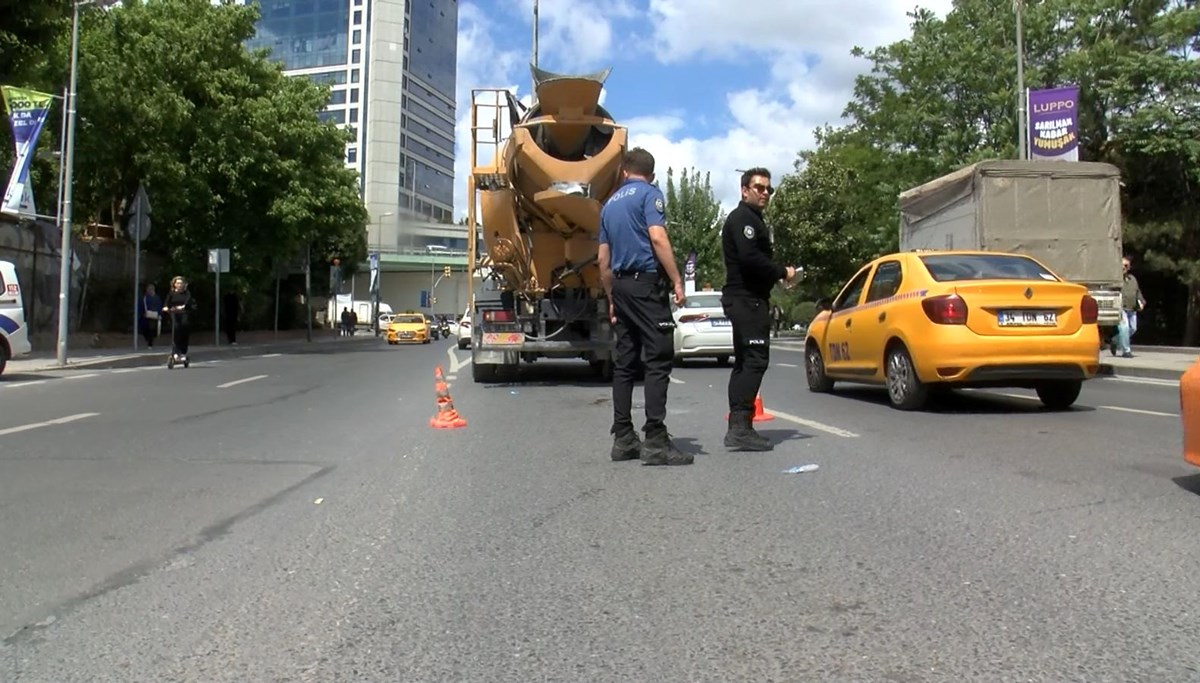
[55,0,84,366]
[1015,0,1028,160]
[372,211,394,336]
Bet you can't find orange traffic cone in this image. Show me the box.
[429,366,467,429]
[725,393,776,422]
[751,393,775,422]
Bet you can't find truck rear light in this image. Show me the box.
[483,310,515,323]
[678,314,708,323]
[1080,295,1098,324]
[922,294,968,325]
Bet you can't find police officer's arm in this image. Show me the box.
[644,189,682,287]
[727,214,788,282]
[598,221,614,301]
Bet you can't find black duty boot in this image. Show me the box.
[640,428,693,466]
[724,411,773,451]
[610,428,642,462]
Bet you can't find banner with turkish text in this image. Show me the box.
[1,85,54,216]
[1028,85,1080,161]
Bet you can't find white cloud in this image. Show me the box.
[452,0,957,218]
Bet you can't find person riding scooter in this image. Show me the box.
[162,275,197,367]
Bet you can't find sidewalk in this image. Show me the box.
[6,328,376,375]
[772,338,1198,382]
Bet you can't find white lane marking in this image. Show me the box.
[113,368,143,374]
[669,376,685,384]
[3,379,48,389]
[446,374,457,381]
[0,412,99,437]
[217,374,269,389]
[774,345,804,353]
[765,409,859,438]
[447,345,471,373]
[1099,376,1180,388]
[254,353,283,359]
[993,392,1039,401]
[777,363,798,368]
[63,373,99,381]
[1099,405,1178,418]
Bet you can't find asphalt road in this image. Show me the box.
[0,340,1197,682]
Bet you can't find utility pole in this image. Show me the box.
[532,0,539,74]
[1015,0,1028,160]
[56,0,83,366]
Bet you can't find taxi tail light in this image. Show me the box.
[1080,295,1099,324]
[678,314,708,323]
[922,294,968,325]
[482,310,515,323]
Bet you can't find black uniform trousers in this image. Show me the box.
[723,294,771,415]
[611,271,675,435]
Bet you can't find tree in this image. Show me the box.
[25,0,369,311]
[663,166,725,288]
[783,0,1200,343]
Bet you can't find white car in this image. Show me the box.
[672,291,732,365]
[457,308,471,349]
[0,260,32,376]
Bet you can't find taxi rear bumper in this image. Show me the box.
[907,328,1100,386]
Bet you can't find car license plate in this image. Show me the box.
[710,318,731,327]
[998,310,1057,326]
[482,332,524,346]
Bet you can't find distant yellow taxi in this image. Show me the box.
[804,251,1101,411]
[386,312,431,345]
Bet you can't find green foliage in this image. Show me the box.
[1,0,366,319]
[771,0,1200,343]
[663,166,726,288]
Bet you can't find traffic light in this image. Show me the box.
[443,265,451,277]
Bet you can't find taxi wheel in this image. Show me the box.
[0,344,8,376]
[1035,380,1082,410]
[885,344,928,411]
[805,342,834,393]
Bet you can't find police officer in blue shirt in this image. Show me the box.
[598,148,692,466]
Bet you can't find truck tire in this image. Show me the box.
[472,362,497,383]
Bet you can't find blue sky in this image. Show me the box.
[451,0,955,218]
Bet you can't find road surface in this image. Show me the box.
[1,341,1197,681]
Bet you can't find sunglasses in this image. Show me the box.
[748,183,774,195]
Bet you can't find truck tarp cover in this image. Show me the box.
[899,160,1123,284]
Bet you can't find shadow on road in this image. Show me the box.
[1171,473,1200,498]
[827,386,1097,414]
[0,373,59,382]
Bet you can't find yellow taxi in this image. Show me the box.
[1182,358,1200,468]
[386,312,431,345]
[804,250,1101,411]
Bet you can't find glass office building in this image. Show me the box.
[246,0,458,229]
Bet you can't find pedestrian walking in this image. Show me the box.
[1112,255,1146,358]
[162,275,197,364]
[138,283,162,348]
[720,167,798,451]
[598,147,692,466]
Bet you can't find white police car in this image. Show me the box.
[0,260,31,376]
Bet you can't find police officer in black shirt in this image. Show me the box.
[721,167,798,451]
[598,147,692,466]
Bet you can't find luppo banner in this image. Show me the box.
[1027,85,1080,161]
[1,85,55,216]
[684,250,696,295]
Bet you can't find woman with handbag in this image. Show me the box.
[137,283,163,348]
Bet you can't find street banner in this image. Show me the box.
[684,250,696,295]
[1027,85,1080,161]
[368,251,379,294]
[1,85,54,216]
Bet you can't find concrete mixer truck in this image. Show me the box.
[465,65,627,383]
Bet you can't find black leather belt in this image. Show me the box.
[613,270,659,280]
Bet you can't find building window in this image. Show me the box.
[349,108,359,123]
[347,147,358,164]
[353,10,362,24]
[352,48,360,62]
[353,29,361,44]
[328,89,347,105]
[351,69,360,83]
[350,88,359,103]
[318,109,346,125]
